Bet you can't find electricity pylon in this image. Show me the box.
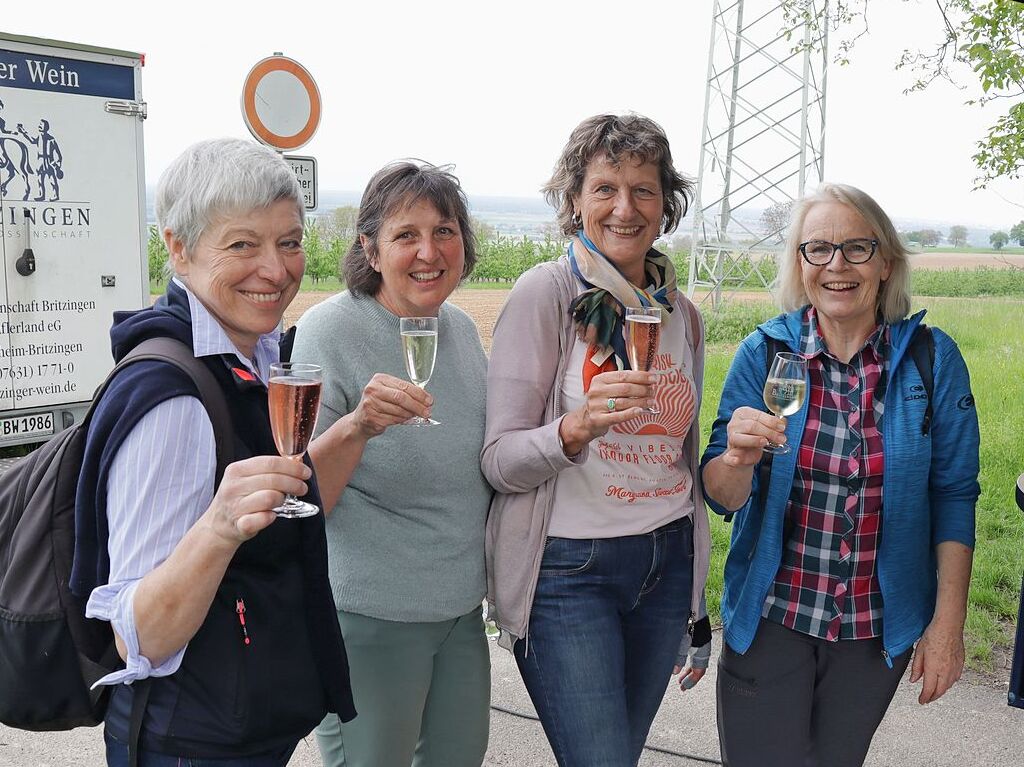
[688,0,829,308]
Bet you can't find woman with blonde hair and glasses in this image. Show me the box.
[704,182,979,766]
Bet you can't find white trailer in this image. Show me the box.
[0,33,146,446]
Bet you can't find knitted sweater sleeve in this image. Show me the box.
[481,264,584,494]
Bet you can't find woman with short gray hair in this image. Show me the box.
[704,182,979,766]
[75,137,355,766]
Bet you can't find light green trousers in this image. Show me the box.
[315,607,491,767]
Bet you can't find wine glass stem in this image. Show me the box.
[764,409,779,445]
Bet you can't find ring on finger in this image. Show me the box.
[606,397,616,412]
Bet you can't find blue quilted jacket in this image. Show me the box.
[702,308,980,663]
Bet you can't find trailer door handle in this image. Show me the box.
[105,100,148,120]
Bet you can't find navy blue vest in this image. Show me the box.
[74,287,354,757]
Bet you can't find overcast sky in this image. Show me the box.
[5,0,1022,230]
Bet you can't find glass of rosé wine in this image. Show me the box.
[268,362,322,518]
[624,306,662,414]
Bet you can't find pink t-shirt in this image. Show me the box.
[548,305,697,538]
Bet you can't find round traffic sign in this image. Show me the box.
[241,55,321,151]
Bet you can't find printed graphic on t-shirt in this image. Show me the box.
[548,322,696,537]
[611,352,695,438]
[597,349,694,503]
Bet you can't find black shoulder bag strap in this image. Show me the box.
[96,337,234,767]
[907,324,935,436]
[115,337,234,482]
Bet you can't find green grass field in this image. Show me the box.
[699,296,1024,669]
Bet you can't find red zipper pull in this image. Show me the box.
[236,598,251,646]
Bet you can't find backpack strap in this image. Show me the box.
[127,678,151,767]
[90,337,234,483]
[907,324,935,436]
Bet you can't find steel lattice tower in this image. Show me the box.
[688,0,829,307]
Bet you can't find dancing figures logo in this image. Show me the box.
[0,99,63,202]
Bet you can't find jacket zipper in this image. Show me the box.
[236,597,251,646]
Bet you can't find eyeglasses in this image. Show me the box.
[798,238,878,265]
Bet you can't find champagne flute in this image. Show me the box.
[268,362,322,518]
[400,316,440,427]
[761,352,807,455]
[624,306,662,414]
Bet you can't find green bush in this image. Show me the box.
[471,236,563,281]
[147,225,169,285]
[702,302,777,344]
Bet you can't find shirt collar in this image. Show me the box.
[173,277,280,383]
[801,305,887,362]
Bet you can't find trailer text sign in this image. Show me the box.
[0,49,134,99]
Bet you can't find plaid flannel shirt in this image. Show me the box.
[762,306,888,641]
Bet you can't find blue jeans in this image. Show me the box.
[514,516,694,767]
[104,730,297,767]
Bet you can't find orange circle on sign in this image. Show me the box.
[241,56,321,151]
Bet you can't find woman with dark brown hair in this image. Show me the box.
[293,160,491,767]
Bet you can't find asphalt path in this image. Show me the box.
[4,632,1022,766]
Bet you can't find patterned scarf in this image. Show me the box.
[567,230,677,372]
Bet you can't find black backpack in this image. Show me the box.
[0,337,232,731]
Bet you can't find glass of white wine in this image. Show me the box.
[761,352,807,455]
[268,362,322,518]
[624,306,662,414]
[400,316,440,427]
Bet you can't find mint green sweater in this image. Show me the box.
[292,291,491,622]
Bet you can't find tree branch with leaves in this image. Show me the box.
[781,0,1024,188]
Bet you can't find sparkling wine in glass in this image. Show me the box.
[761,352,807,455]
[625,306,662,414]
[400,316,440,427]
[268,362,322,517]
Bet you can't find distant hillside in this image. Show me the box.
[144,190,1018,248]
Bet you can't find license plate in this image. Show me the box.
[0,411,55,442]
